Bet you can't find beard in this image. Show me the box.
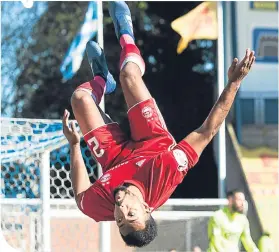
[232,204,243,213]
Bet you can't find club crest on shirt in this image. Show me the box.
[142,106,153,119]
[100,173,111,183]
[173,149,188,171]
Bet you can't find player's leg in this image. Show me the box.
[72,40,117,134]
[71,41,128,172]
[71,81,108,134]
[109,1,151,109]
[109,2,169,143]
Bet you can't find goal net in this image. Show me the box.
[1,118,227,252]
[0,118,98,252]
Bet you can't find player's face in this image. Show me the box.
[113,186,149,236]
[232,192,245,213]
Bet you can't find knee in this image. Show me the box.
[71,90,92,110]
[119,63,141,86]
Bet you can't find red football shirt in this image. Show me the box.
[79,140,198,222]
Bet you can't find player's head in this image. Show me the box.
[193,246,202,252]
[113,185,158,247]
[230,189,245,213]
[120,214,157,247]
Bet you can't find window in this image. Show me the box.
[264,98,278,124]
[253,28,278,63]
[240,98,255,124]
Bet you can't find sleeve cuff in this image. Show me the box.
[174,140,199,168]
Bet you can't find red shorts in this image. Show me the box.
[83,98,176,173]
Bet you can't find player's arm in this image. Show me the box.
[184,49,255,156]
[62,109,91,207]
[208,215,227,251]
[241,217,259,252]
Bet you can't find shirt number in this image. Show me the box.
[87,136,104,158]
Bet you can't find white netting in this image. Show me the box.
[1,118,97,251]
[1,153,41,199]
[49,140,97,199]
[1,203,42,251]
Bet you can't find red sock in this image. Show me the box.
[75,76,105,104]
[119,35,145,76]
[120,34,135,48]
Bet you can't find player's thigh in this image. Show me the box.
[83,123,129,173]
[128,98,171,145]
[119,62,152,109]
[71,89,106,135]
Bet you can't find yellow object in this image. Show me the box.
[250,1,278,11]
[171,2,218,54]
[207,207,258,252]
[258,235,275,252]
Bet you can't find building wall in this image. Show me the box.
[235,1,278,93]
[225,1,278,146]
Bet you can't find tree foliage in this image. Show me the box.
[2,1,215,122]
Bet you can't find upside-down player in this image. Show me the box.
[62,1,256,248]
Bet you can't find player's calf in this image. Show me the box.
[73,79,105,105]
[109,1,151,108]
[71,88,92,109]
[109,2,145,77]
[119,42,145,78]
[71,84,106,135]
[119,61,143,91]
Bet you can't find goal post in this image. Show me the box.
[41,151,51,252]
[95,2,112,252]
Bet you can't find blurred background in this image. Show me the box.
[1,1,278,252]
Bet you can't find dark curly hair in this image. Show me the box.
[120,215,158,247]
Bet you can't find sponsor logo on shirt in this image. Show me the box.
[110,161,129,171]
[99,173,111,183]
[142,106,153,119]
[173,149,188,171]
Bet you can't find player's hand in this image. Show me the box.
[62,109,80,146]
[227,48,255,85]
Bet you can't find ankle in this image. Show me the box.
[94,76,106,87]
[90,78,106,104]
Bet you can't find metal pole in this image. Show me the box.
[29,214,35,252]
[41,151,51,252]
[185,220,191,252]
[97,2,111,252]
[217,2,226,199]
